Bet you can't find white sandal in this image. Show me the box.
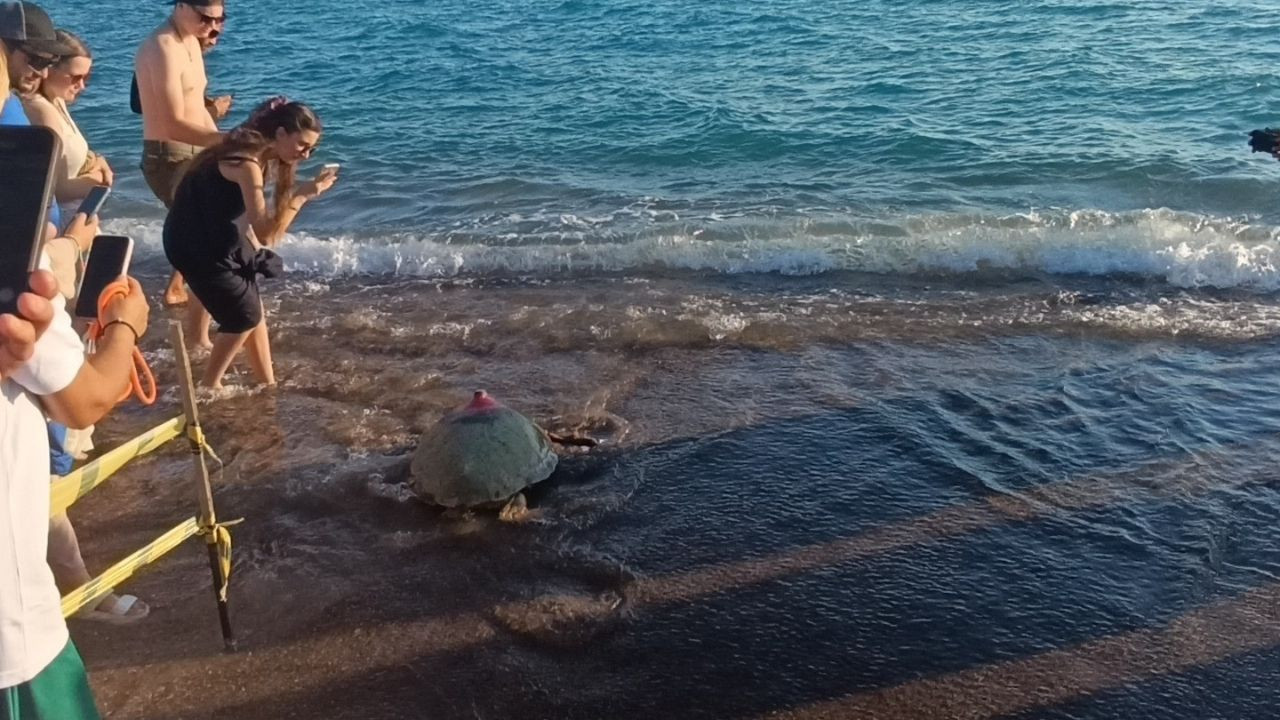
[78,594,150,625]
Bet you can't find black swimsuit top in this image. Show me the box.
[165,157,251,266]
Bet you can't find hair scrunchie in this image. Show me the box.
[243,95,291,130]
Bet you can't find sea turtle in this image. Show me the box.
[410,390,594,519]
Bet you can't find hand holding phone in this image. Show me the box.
[99,276,150,342]
[75,235,134,319]
[0,271,59,379]
[74,185,111,222]
[210,95,233,120]
[62,213,101,254]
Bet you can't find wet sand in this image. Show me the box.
[71,351,631,719]
[64,272,1280,719]
[70,274,674,719]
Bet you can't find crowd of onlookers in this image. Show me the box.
[0,1,337,715]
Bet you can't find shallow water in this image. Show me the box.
[37,0,1280,716]
[68,270,1280,719]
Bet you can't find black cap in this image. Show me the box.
[0,2,73,57]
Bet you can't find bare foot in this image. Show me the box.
[164,288,188,307]
[165,271,188,307]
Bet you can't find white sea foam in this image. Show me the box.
[103,207,1280,290]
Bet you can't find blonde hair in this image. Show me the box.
[0,45,8,97]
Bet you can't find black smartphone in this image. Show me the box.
[71,185,111,226]
[0,125,60,316]
[74,235,134,319]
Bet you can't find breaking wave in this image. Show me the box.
[106,207,1280,290]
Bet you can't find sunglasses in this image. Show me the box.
[64,70,92,85]
[15,46,58,72]
[192,7,227,25]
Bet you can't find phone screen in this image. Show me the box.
[0,126,59,315]
[74,185,111,222]
[74,236,134,319]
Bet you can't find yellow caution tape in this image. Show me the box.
[53,408,238,623]
[49,416,185,517]
[184,420,225,471]
[186,423,206,449]
[197,519,242,602]
[60,517,201,618]
[55,328,242,640]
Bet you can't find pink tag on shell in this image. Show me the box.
[465,390,500,412]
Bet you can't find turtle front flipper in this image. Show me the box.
[545,431,600,448]
[499,493,529,523]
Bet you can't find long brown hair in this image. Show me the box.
[191,98,322,239]
[54,30,91,60]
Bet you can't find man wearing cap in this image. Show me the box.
[0,1,71,232]
[0,2,67,109]
[135,0,226,307]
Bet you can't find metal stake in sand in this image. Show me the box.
[170,321,237,652]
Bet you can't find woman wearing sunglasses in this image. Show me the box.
[23,31,113,210]
[164,98,338,389]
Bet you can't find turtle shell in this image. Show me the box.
[410,391,558,508]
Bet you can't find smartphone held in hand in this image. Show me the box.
[75,235,134,319]
[0,126,61,316]
[73,185,112,224]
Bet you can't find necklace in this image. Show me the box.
[168,18,194,63]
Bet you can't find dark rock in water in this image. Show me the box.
[410,391,557,508]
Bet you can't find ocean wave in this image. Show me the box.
[104,207,1280,290]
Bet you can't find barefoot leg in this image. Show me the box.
[244,313,275,386]
[184,294,213,351]
[202,329,252,388]
[164,271,188,306]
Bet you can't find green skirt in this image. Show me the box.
[2,641,100,720]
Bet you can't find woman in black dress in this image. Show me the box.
[164,98,337,388]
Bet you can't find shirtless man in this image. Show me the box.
[134,0,225,307]
[130,28,231,122]
[200,29,232,121]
